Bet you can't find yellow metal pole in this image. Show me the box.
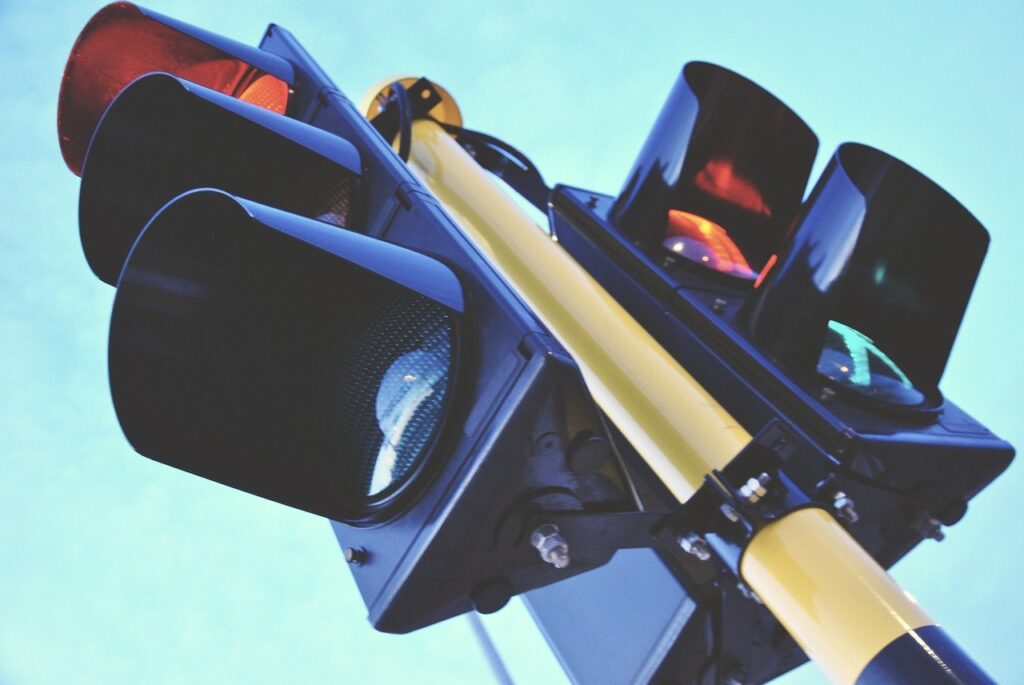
[406,118,748,500]
[392,110,946,684]
[742,508,933,683]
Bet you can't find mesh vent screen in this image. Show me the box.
[319,283,454,501]
[274,166,354,229]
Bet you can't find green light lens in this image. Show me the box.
[817,320,925,407]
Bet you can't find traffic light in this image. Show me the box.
[59,4,1013,682]
[59,4,639,633]
[544,61,1013,682]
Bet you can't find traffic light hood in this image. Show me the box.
[79,72,360,285]
[109,189,464,523]
[746,142,989,407]
[59,2,295,175]
[612,61,818,272]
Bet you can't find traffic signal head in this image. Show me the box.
[59,7,638,634]
[78,72,358,284]
[746,142,988,412]
[546,61,1013,683]
[59,2,294,175]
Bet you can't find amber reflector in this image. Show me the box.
[663,209,757,280]
[694,158,771,218]
[58,2,291,175]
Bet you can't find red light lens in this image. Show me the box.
[237,74,290,114]
[58,3,290,175]
[663,209,757,280]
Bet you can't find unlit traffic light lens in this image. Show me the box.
[319,288,455,501]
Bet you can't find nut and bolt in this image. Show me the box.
[677,532,712,561]
[833,490,860,524]
[531,523,570,569]
[725,668,749,685]
[920,517,946,542]
[738,472,772,504]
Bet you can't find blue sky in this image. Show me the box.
[1,1,1022,683]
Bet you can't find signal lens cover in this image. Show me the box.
[817,320,925,407]
[663,209,757,280]
[319,288,455,501]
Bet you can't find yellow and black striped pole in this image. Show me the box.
[363,81,994,685]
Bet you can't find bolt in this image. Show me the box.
[725,668,749,685]
[677,532,712,561]
[566,433,611,474]
[819,387,837,403]
[531,523,570,569]
[921,517,946,542]
[712,297,728,313]
[736,581,763,605]
[343,547,367,565]
[586,195,598,209]
[739,472,772,504]
[535,431,560,454]
[721,503,741,523]
[833,491,859,524]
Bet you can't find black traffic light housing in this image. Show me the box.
[60,3,639,635]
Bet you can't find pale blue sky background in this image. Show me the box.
[1,2,1022,683]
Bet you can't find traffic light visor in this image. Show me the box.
[612,62,818,273]
[59,2,294,174]
[747,143,989,409]
[110,190,464,522]
[79,73,358,285]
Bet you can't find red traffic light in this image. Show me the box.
[612,62,818,275]
[58,2,294,175]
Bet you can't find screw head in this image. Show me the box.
[924,518,946,542]
[833,491,860,524]
[343,547,367,565]
[736,581,763,605]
